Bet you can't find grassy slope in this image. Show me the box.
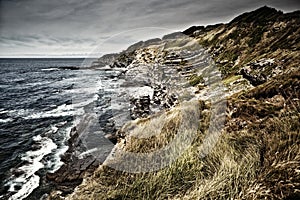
[51,7,300,200]
[67,72,299,200]
[191,6,300,78]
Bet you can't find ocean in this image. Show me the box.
[0,58,104,200]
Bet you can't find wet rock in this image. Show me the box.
[104,133,118,144]
[14,185,22,191]
[46,127,105,196]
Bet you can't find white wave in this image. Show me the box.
[7,109,31,118]
[33,134,42,142]
[6,135,57,200]
[9,175,40,200]
[51,125,59,133]
[0,118,13,123]
[63,88,100,99]
[0,109,9,114]
[8,91,98,120]
[24,80,53,87]
[64,125,73,141]
[72,94,99,108]
[63,78,102,96]
[23,104,85,120]
[78,148,98,159]
[47,145,69,173]
[41,68,59,71]
[55,121,68,127]
[14,94,98,119]
[47,124,73,173]
[22,75,102,120]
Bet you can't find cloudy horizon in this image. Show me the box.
[1,0,300,58]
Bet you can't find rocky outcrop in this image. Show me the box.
[130,95,151,119]
[129,85,179,120]
[46,127,103,194]
[239,58,282,86]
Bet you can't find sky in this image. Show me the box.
[0,0,300,58]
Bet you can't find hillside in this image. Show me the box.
[184,6,299,80]
[49,6,299,200]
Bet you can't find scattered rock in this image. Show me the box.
[130,95,151,119]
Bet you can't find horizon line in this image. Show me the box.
[0,57,98,59]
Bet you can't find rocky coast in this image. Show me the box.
[48,6,299,199]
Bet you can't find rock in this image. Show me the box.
[239,58,279,86]
[11,168,25,177]
[104,133,118,144]
[266,94,285,108]
[48,190,63,200]
[130,95,151,119]
[57,186,76,194]
[240,68,266,86]
[60,66,80,70]
[182,25,205,36]
[46,126,105,196]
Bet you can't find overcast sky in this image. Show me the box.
[0,0,299,57]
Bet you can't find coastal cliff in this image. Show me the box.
[49,6,299,199]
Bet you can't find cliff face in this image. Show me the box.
[50,6,299,200]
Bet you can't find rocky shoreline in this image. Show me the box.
[46,92,180,196]
[46,33,214,197]
[46,127,103,194]
[46,90,180,195]
[47,7,300,198]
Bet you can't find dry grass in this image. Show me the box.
[66,93,299,200]
[59,9,300,200]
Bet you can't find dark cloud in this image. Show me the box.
[0,0,299,57]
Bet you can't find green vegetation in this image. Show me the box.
[222,75,243,86]
[188,74,204,86]
[220,50,239,62]
[247,26,266,47]
[192,6,299,79]
[179,59,187,66]
[198,39,211,47]
[228,30,239,40]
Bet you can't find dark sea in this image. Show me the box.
[0,58,105,200]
